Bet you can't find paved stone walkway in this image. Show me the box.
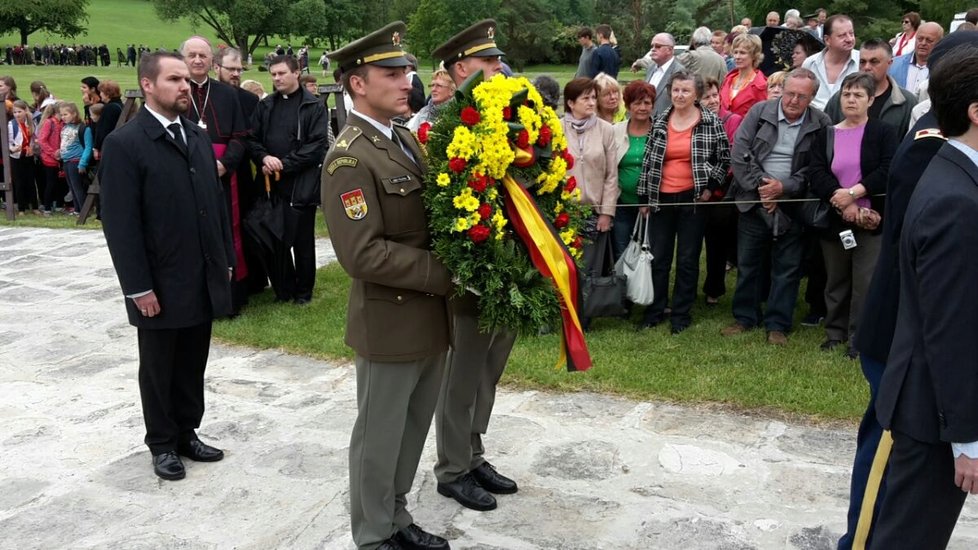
[1,226,976,550]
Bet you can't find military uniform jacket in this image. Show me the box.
[100,107,235,329]
[322,112,451,362]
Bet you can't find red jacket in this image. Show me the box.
[37,117,62,168]
[719,69,768,118]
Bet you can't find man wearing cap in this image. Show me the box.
[430,20,520,514]
[323,21,452,550]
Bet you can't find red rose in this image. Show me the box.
[468,224,491,243]
[460,106,481,126]
[468,173,488,192]
[478,203,492,219]
[538,125,552,146]
[554,212,570,228]
[573,236,584,249]
[449,157,467,173]
[565,176,577,193]
[502,106,512,120]
[417,122,430,144]
[564,150,575,170]
[516,130,530,149]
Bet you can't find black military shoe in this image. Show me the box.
[177,439,224,462]
[393,523,449,550]
[377,538,404,550]
[152,451,186,481]
[471,462,518,494]
[437,472,497,511]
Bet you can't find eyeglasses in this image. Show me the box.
[430,82,451,89]
[902,20,911,23]
[783,92,812,101]
[650,43,672,49]
[218,65,244,73]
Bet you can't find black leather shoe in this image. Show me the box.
[437,472,496,511]
[294,296,311,305]
[152,451,186,480]
[471,462,518,494]
[177,439,224,462]
[393,523,449,550]
[377,539,404,550]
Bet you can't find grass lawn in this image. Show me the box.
[213,261,868,423]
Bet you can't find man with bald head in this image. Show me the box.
[644,32,685,115]
[180,36,251,314]
[889,21,945,95]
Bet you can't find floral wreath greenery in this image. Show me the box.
[418,73,589,335]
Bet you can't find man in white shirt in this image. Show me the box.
[802,14,860,109]
[889,21,944,96]
[644,32,684,116]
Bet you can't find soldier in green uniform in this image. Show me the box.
[323,22,452,550]
[429,20,520,513]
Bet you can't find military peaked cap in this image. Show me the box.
[432,19,506,65]
[328,21,411,73]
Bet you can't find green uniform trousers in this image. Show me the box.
[434,295,516,483]
[349,352,446,550]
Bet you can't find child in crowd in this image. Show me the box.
[8,99,40,214]
[58,102,93,215]
[36,102,64,214]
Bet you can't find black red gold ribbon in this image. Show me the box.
[501,175,591,372]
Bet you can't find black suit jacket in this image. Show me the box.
[855,113,946,362]
[100,107,235,329]
[877,142,978,444]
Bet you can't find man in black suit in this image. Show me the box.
[100,51,235,481]
[873,42,978,549]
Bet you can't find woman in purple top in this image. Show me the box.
[809,73,898,357]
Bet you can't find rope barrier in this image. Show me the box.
[585,194,886,209]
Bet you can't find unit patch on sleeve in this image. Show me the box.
[327,156,358,175]
[341,188,368,220]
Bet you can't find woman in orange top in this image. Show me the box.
[719,34,768,118]
[635,71,730,333]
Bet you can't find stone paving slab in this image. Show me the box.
[1,226,976,550]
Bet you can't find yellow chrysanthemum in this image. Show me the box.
[454,217,472,232]
[436,173,451,187]
[560,229,575,246]
[446,126,477,160]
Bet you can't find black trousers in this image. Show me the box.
[272,205,316,301]
[869,430,969,550]
[703,203,738,299]
[137,322,212,455]
[11,156,38,211]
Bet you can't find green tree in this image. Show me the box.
[407,0,499,66]
[152,0,292,55]
[496,0,563,70]
[0,0,88,46]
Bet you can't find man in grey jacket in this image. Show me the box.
[721,68,831,345]
[824,38,917,136]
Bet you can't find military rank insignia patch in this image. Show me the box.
[341,188,368,220]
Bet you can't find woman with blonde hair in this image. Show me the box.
[766,71,787,100]
[719,34,767,117]
[593,73,626,124]
[408,68,456,131]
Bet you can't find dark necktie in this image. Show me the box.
[390,128,416,165]
[167,122,186,152]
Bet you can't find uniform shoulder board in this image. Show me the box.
[333,126,363,150]
[914,128,945,141]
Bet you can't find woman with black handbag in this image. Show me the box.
[809,72,897,358]
[561,77,621,326]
